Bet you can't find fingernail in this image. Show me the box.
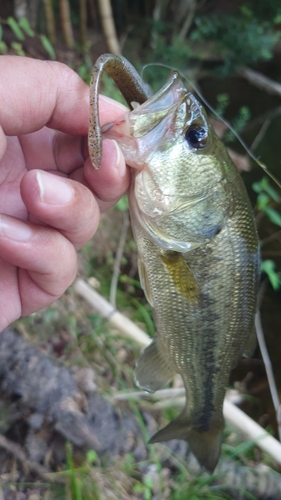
[0,214,32,241]
[111,140,126,177]
[36,171,74,205]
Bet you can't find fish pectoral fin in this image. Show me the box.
[243,325,257,358]
[160,252,200,303]
[149,411,223,473]
[135,337,176,392]
[138,258,154,307]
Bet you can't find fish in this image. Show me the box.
[88,54,260,472]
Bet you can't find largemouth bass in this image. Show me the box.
[88,54,260,472]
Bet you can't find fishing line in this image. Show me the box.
[141,62,281,189]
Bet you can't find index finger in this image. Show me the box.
[0,56,127,137]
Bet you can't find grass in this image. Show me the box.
[3,207,279,500]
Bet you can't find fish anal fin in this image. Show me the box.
[149,411,223,473]
[135,338,176,392]
[161,252,199,303]
[138,258,154,307]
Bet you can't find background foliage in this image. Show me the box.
[0,1,281,499]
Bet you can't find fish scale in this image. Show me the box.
[88,54,260,472]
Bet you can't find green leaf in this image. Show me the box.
[115,195,129,212]
[18,17,35,37]
[86,449,98,464]
[274,13,281,24]
[131,298,154,337]
[40,35,56,59]
[7,17,25,41]
[261,260,281,290]
[263,182,281,203]
[10,41,25,56]
[0,41,7,55]
[252,183,261,193]
[257,192,270,210]
[0,24,3,42]
[264,206,281,227]
[240,5,253,18]
[254,176,280,201]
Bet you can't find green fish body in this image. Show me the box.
[89,55,260,472]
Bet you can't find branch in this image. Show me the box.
[43,0,56,44]
[241,67,281,98]
[97,0,121,55]
[0,434,50,478]
[109,387,281,466]
[178,0,196,40]
[59,0,74,48]
[110,210,130,308]
[80,0,87,47]
[255,311,281,441]
[74,278,150,347]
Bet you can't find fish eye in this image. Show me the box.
[185,126,208,149]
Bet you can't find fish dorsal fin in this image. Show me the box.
[135,338,176,392]
[160,252,200,303]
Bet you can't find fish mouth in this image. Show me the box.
[101,71,201,171]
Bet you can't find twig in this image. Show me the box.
[241,67,281,98]
[97,0,121,55]
[250,118,272,153]
[43,0,56,44]
[108,387,281,466]
[255,311,281,441]
[59,0,74,48]
[244,105,281,134]
[223,398,281,466]
[74,279,150,347]
[110,387,186,401]
[80,0,87,47]
[178,0,196,40]
[0,434,50,479]
[110,210,130,308]
[261,229,281,247]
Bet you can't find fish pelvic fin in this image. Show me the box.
[135,337,176,392]
[149,410,223,473]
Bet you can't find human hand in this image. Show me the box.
[0,56,129,332]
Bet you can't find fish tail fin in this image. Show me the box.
[149,410,223,473]
[187,423,223,473]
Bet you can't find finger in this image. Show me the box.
[0,125,7,162]
[17,100,128,174]
[83,139,130,205]
[20,170,101,249]
[0,214,78,315]
[0,56,128,136]
[19,128,86,174]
